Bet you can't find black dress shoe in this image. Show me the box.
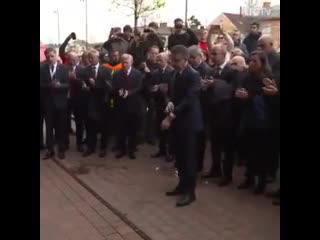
[253,183,266,195]
[77,145,84,153]
[238,178,254,189]
[165,154,174,162]
[58,151,65,160]
[166,188,182,196]
[99,149,106,158]
[176,194,195,207]
[151,152,165,158]
[43,151,54,160]
[218,177,232,187]
[115,151,126,159]
[272,198,280,206]
[83,150,94,157]
[128,152,136,159]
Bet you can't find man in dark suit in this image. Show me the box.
[202,44,238,187]
[188,46,212,174]
[66,52,87,152]
[40,48,69,160]
[150,52,174,161]
[162,45,203,207]
[82,49,112,157]
[140,45,160,145]
[113,54,143,159]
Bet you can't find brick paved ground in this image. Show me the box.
[40,160,144,240]
[40,138,280,240]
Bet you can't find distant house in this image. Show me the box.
[209,2,280,49]
[209,13,259,38]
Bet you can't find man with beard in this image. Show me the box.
[243,22,262,55]
[140,45,160,145]
[162,45,203,207]
[188,46,212,175]
[40,48,69,160]
[150,52,174,161]
[168,18,199,50]
[82,50,113,158]
[231,30,248,56]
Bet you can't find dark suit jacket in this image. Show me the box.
[112,67,144,115]
[68,65,87,101]
[207,64,238,104]
[151,65,174,111]
[83,64,112,120]
[167,64,203,133]
[40,63,69,110]
[192,61,212,122]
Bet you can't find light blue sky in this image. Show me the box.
[40,0,280,43]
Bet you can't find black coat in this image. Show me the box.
[83,64,112,120]
[167,64,203,133]
[40,63,69,110]
[112,68,144,115]
[243,32,262,55]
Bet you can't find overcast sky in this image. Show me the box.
[40,0,280,44]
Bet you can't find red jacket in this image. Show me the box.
[198,40,209,62]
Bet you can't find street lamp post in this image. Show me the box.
[81,0,88,49]
[185,0,188,28]
[53,9,61,45]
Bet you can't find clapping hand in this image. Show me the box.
[262,78,279,96]
[235,88,248,99]
[165,102,174,114]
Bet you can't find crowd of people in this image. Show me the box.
[40,19,280,207]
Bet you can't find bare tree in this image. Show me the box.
[111,0,165,29]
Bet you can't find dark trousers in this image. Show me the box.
[196,130,206,172]
[86,108,110,151]
[69,97,87,146]
[45,107,68,152]
[267,127,280,177]
[173,129,197,195]
[118,111,139,153]
[240,128,269,181]
[40,107,45,147]
[155,110,171,154]
[208,102,235,178]
[144,99,156,143]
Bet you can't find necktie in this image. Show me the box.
[50,65,54,72]
[216,67,221,76]
[92,66,96,79]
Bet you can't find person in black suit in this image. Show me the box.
[82,49,112,157]
[113,54,143,159]
[202,44,238,187]
[140,45,160,145]
[150,52,174,161]
[40,48,69,160]
[188,46,212,174]
[66,52,87,152]
[162,45,203,207]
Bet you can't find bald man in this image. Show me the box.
[82,49,113,157]
[66,51,87,152]
[112,54,144,159]
[202,44,239,187]
[150,52,174,160]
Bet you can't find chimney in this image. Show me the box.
[263,1,271,9]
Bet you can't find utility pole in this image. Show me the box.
[185,0,188,28]
[53,9,60,45]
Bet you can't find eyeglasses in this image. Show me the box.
[217,36,224,39]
